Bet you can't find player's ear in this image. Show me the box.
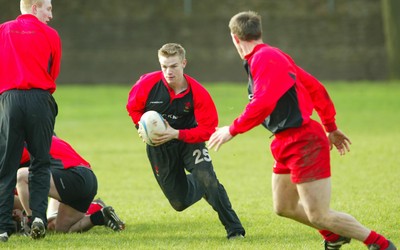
[232,33,240,44]
[32,4,37,15]
[182,59,187,68]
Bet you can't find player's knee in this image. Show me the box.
[273,206,284,217]
[16,168,28,184]
[307,212,327,228]
[170,201,188,212]
[195,170,217,189]
[273,201,296,218]
[55,224,69,233]
[273,205,292,218]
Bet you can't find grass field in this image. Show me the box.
[5,82,400,249]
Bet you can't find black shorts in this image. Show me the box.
[52,166,98,213]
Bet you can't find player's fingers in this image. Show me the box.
[337,146,344,156]
[212,141,221,152]
[208,140,216,150]
[208,138,221,151]
[344,137,352,145]
[208,134,217,149]
[343,140,350,152]
[334,142,344,155]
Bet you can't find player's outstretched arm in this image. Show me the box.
[327,129,352,156]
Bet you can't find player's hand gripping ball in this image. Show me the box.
[138,110,167,146]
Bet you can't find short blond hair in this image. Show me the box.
[229,11,262,41]
[158,43,186,61]
[20,0,44,14]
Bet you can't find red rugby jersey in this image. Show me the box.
[127,71,218,143]
[0,14,61,94]
[229,44,337,136]
[20,136,91,169]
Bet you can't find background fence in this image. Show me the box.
[1,0,386,84]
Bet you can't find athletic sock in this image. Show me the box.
[86,202,103,215]
[363,231,389,249]
[319,230,340,242]
[89,210,105,226]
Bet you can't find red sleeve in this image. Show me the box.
[229,48,295,136]
[296,66,337,132]
[126,72,161,125]
[178,77,218,143]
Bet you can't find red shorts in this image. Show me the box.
[271,120,331,183]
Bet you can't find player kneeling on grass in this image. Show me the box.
[45,197,116,232]
[126,43,245,239]
[16,135,125,234]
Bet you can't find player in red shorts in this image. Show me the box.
[16,136,125,233]
[208,11,396,250]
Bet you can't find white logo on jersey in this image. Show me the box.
[167,114,180,120]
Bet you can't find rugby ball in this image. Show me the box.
[138,110,167,146]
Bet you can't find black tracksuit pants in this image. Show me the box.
[0,89,57,234]
[146,140,245,238]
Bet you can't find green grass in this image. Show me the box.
[5,82,400,249]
